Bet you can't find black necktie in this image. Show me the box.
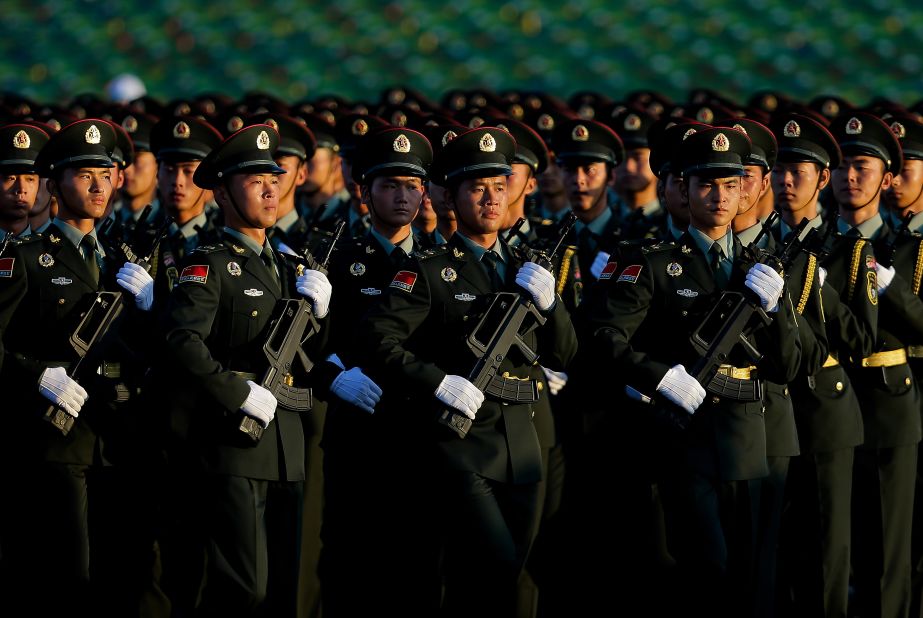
[81,235,100,286]
[481,251,504,289]
[391,246,408,266]
[709,243,728,289]
[261,248,281,290]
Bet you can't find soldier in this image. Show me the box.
[0,123,50,238]
[0,119,155,614]
[320,127,439,616]
[582,127,799,617]
[608,106,666,239]
[113,111,161,230]
[648,120,707,242]
[356,126,577,616]
[160,124,332,616]
[828,112,922,618]
[335,113,390,240]
[292,113,350,241]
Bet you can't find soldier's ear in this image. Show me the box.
[45,178,56,195]
[295,160,308,187]
[880,171,893,191]
[360,184,371,205]
[679,179,689,202]
[817,167,831,191]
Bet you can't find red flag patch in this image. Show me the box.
[598,261,619,280]
[0,257,13,278]
[390,270,417,293]
[617,264,642,283]
[179,264,209,284]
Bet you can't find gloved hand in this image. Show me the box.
[655,364,706,414]
[590,251,611,280]
[331,367,383,414]
[435,375,484,420]
[515,261,556,311]
[745,262,785,313]
[875,262,895,294]
[542,366,569,396]
[116,261,155,311]
[296,270,333,318]
[240,380,278,428]
[817,266,827,288]
[38,366,88,418]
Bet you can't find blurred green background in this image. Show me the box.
[2,0,921,106]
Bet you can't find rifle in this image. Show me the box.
[43,219,171,435]
[878,210,914,268]
[0,231,12,257]
[436,213,576,438]
[237,219,346,442]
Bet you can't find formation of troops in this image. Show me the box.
[0,85,922,618]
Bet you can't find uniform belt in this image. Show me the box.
[715,364,757,380]
[906,345,923,359]
[861,349,908,368]
[231,371,259,381]
[484,372,541,403]
[822,355,840,368]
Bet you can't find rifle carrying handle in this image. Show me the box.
[437,409,472,438]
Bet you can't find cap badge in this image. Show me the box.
[121,116,138,133]
[469,116,485,128]
[265,118,279,131]
[822,100,840,117]
[624,114,642,131]
[350,262,366,276]
[391,111,408,127]
[509,104,524,119]
[85,124,101,145]
[577,104,595,119]
[13,130,30,149]
[683,128,697,140]
[174,102,192,116]
[173,121,191,139]
[696,107,714,123]
[227,116,244,133]
[440,267,458,282]
[38,253,54,268]
[572,124,590,142]
[388,89,406,105]
[763,94,778,111]
[890,122,906,139]
[393,133,411,153]
[537,114,555,131]
[783,120,801,138]
[496,124,509,133]
[711,132,730,152]
[227,262,242,276]
[479,132,497,152]
[352,119,369,136]
[442,130,458,147]
[256,130,271,150]
[846,117,863,135]
[47,119,61,131]
[732,123,748,136]
[666,262,683,277]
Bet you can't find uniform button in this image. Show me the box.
[681,310,688,316]
[905,377,912,386]
[835,381,844,392]
[58,298,65,305]
[783,387,789,396]
[462,315,468,321]
[711,396,720,404]
[250,310,258,317]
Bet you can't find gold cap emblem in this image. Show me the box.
[352,119,369,136]
[846,117,863,135]
[469,116,485,128]
[173,121,191,139]
[696,107,714,123]
[508,104,524,119]
[479,132,496,152]
[822,100,839,117]
[711,132,730,152]
[441,130,457,147]
[732,123,748,136]
[227,116,244,133]
[13,130,30,149]
[390,111,408,127]
[121,115,138,133]
[174,102,192,116]
[572,124,589,142]
[85,124,101,144]
[393,134,411,153]
[890,122,906,139]
[577,104,595,120]
[683,128,697,140]
[256,130,271,150]
[624,114,642,131]
[783,120,801,138]
[265,118,279,131]
[538,114,555,131]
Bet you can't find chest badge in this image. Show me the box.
[244,288,264,297]
[455,293,476,301]
[38,253,54,268]
[227,262,242,276]
[666,262,683,277]
[51,276,72,285]
[360,287,382,295]
[350,262,366,276]
[441,267,458,282]
[677,288,699,298]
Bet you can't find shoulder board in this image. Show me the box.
[413,246,448,260]
[193,244,226,254]
[640,241,675,253]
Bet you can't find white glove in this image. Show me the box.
[817,266,827,288]
[590,251,611,280]
[331,367,383,414]
[655,364,706,414]
[745,262,785,313]
[296,270,332,318]
[38,366,88,418]
[875,263,895,294]
[435,374,484,420]
[326,353,345,370]
[240,380,277,428]
[542,366,569,396]
[277,241,299,257]
[515,261,556,311]
[116,261,154,311]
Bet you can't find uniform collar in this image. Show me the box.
[573,205,613,237]
[455,232,506,264]
[223,226,264,255]
[780,214,823,242]
[836,211,884,240]
[618,196,662,221]
[735,222,769,249]
[667,214,685,241]
[369,227,415,256]
[909,210,923,233]
[274,207,301,234]
[53,219,106,257]
[688,223,732,258]
[173,211,208,239]
[32,219,52,235]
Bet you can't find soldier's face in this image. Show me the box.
[737,166,770,217]
[884,159,923,212]
[0,173,39,221]
[614,148,655,193]
[832,155,892,210]
[158,160,206,214]
[561,160,610,219]
[364,175,424,228]
[683,175,740,231]
[122,151,158,199]
[341,157,362,201]
[304,147,341,192]
[506,163,537,214]
[429,183,455,222]
[448,176,508,235]
[218,173,280,230]
[52,167,112,220]
[539,158,565,196]
[771,161,827,214]
[274,155,307,206]
[661,173,689,225]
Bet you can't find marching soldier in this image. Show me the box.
[160,124,332,616]
[648,120,707,242]
[356,126,578,616]
[582,127,799,617]
[0,123,50,238]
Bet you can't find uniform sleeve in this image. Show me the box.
[0,250,29,377]
[161,256,250,412]
[795,274,830,376]
[753,290,802,384]
[878,272,923,342]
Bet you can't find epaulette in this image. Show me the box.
[193,244,226,254]
[413,245,448,260]
[639,240,675,253]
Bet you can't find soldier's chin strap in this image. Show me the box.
[838,171,887,213]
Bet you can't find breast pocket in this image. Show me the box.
[881,364,914,396]
[230,297,268,344]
